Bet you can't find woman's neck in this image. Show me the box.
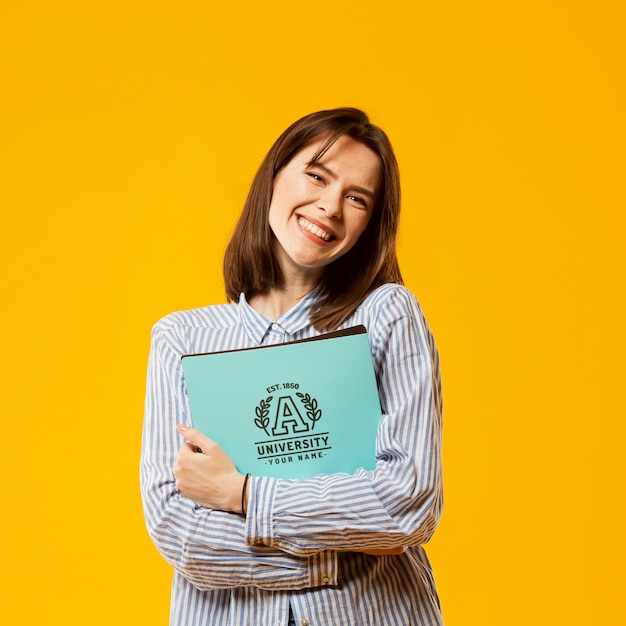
[248,246,323,320]
[248,282,316,321]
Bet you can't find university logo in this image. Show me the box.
[253,383,332,467]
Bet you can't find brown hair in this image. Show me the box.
[223,107,403,330]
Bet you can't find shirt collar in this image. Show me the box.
[238,290,317,345]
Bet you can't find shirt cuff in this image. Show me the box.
[245,475,338,587]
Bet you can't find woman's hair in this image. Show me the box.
[223,107,403,331]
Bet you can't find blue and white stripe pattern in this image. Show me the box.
[141,283,443,625]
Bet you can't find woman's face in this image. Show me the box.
[268,134,381,284]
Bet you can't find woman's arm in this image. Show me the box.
[246,285,443,557]
[139,320,339,590]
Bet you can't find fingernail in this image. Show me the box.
[177,424,188,432]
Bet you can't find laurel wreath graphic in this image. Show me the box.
[254,392,322,435]
[296,392,322,430]
[254,396,273,436]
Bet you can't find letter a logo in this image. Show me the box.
[272,396,310,436]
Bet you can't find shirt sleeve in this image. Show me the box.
[139,318,339,591]
[246,286,443,557]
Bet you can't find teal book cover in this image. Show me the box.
[181,326,382,479]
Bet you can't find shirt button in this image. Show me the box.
[321,575,329,583]
[271,323,280,330]
[300,620,310,626]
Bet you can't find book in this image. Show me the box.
[180,325,382,479]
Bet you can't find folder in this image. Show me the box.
[181,325,382,479]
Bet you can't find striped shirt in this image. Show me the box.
[141,283,444,625]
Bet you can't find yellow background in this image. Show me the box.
[2,1,624,624]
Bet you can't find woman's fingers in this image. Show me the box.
[177,424,214,453]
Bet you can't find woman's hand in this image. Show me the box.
[174,425,247,514]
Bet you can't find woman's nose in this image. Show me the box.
[317,189,342,218]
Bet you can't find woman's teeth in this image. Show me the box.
[298,217,333,241]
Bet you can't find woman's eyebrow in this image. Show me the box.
[308,161,376,199]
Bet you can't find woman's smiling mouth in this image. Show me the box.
[297,216,336,242]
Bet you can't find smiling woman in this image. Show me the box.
[223,108,403,330]
[263,135,379,306]
[140,107,444,626]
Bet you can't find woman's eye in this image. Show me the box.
[306,172,324,183]
[347,194,367,207]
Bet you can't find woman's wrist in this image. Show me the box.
[240,473,251,517]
